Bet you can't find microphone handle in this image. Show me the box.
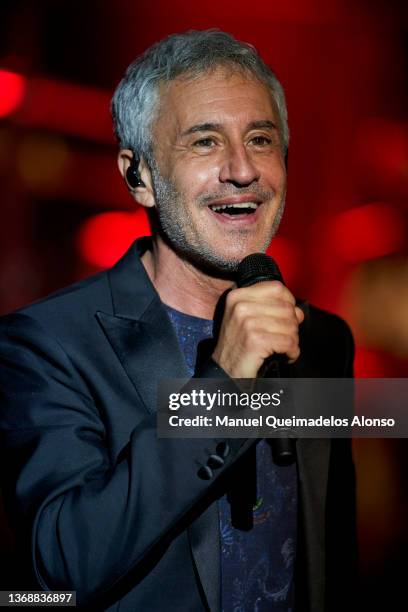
[236,253,297,466]
[259,356,296,466]
[270,433,296,466]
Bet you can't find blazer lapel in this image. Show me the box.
[96,238,188,413]
[96,307,187,415]
[96,239,221,610]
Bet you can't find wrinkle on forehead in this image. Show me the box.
[164,68,273,112]
[151,66,279,160]
[159,63,268,102]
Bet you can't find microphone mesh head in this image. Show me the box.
[236,253,283,288]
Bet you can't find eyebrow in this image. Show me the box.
[181,119,277,137]
[181,123,222,136]
[247,120,277,131]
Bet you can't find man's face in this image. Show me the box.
[149,66,287,273]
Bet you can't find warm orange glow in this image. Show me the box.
[16,134,69,189]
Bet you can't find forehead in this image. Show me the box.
[155,66,278,131]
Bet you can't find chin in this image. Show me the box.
[178,246,240,278]
[218,241,268,262]
[206,239,270,271]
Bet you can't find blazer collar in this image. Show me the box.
[96,237,188,415]
[107,236,161,321]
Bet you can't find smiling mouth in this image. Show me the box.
[208,202,261,216]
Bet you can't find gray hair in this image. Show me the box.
[111,29,289,163]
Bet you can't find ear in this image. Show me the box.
[117,149,156,209]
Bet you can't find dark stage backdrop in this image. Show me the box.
[1,1,408,609]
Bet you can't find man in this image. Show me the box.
[0,30,356,611]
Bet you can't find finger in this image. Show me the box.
[257,331,300,361]
[295,306,305,324]
[229,300,300,327]
[231,282,296,306]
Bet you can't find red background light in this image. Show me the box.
[267,236,299,287]
[328,203,405,263]
[0,71,26,117]
[77,209,150,269]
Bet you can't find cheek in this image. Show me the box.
[264,166,286,194]
[172,161,220,195]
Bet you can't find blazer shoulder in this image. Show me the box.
[2,270,112,339]
[298,302,355,377]
[307,303,353,342]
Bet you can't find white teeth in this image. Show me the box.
[210,202,259,212]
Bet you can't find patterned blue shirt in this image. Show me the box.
[165,304,297,612]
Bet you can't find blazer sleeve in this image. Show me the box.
[0,312,247,605]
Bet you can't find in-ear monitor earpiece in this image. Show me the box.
[126,153,145,188]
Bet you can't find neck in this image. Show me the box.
[141,236,234,319]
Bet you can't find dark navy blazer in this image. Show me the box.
[0,238,356,611]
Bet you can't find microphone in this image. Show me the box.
[236,253,296,466]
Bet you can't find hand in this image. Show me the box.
[212,281,304,378]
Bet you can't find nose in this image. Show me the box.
[219,144,260,187]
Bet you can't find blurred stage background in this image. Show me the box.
[1,0,407,607]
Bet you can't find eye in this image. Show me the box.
[193,137,216,147]
[250,135,272,146]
